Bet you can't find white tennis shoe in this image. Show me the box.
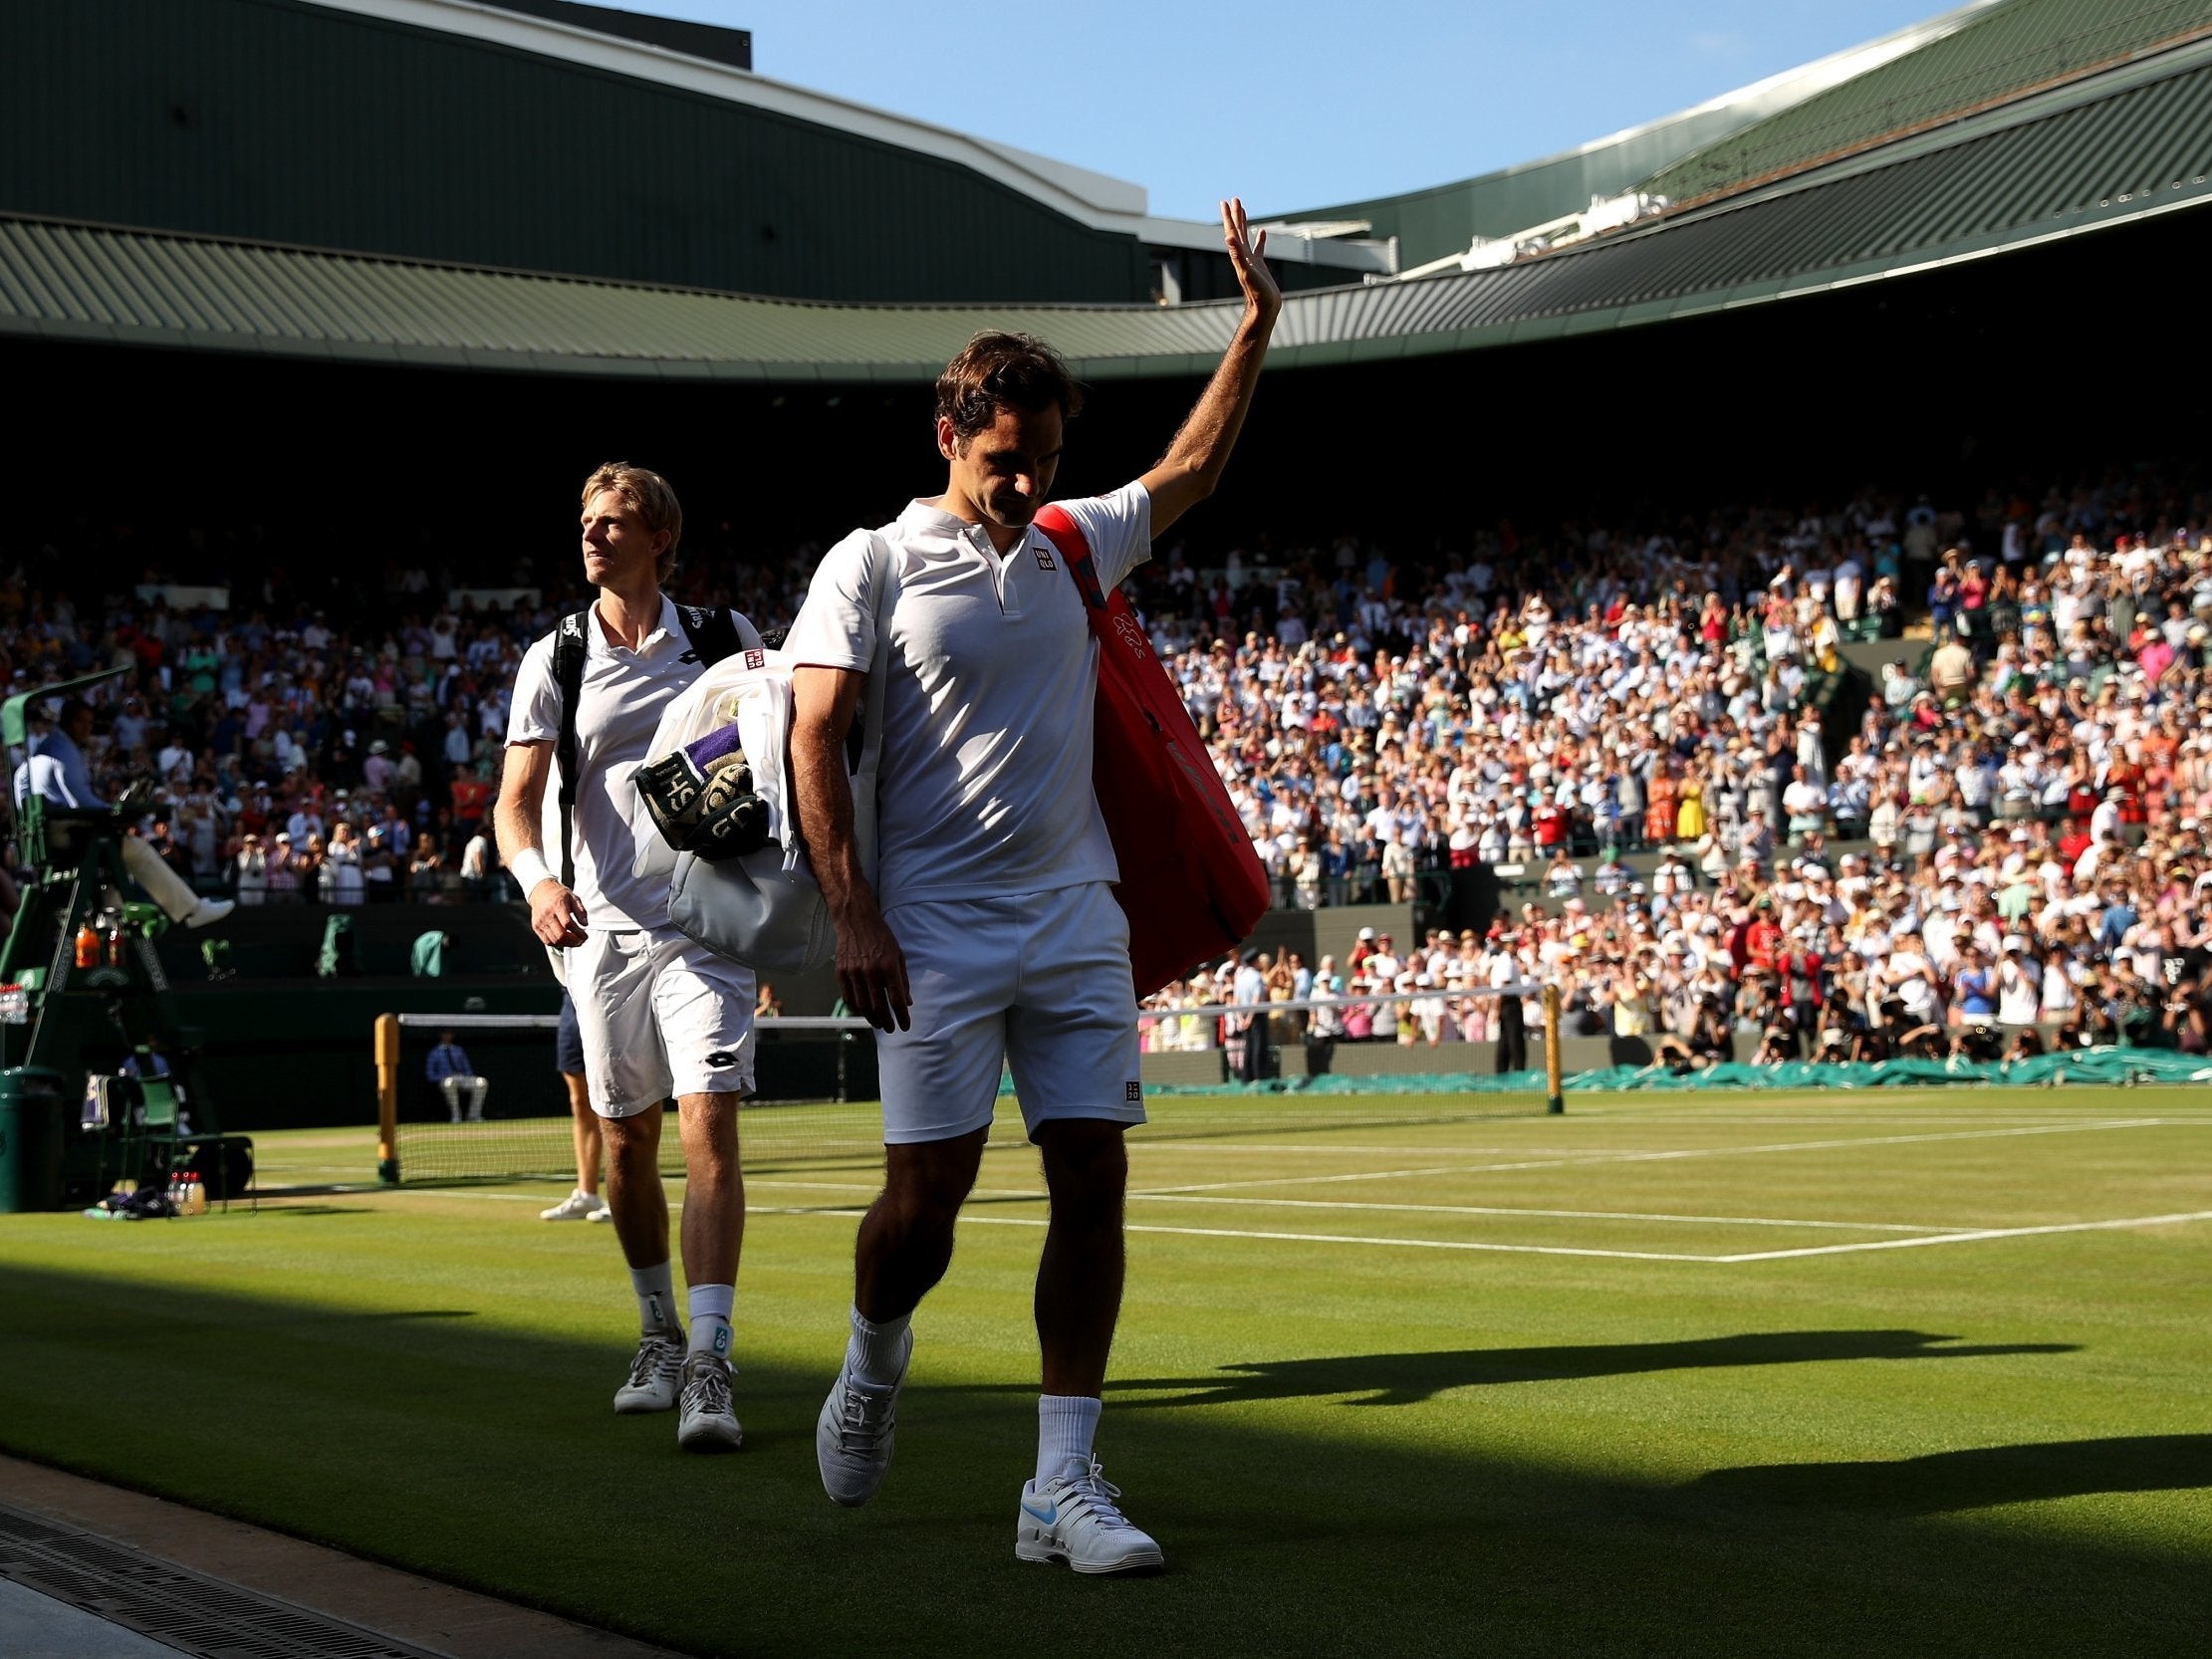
[614,1332,685,1413]
[1015,1458,1164,1574]
[540,1189,607,1222]
[676,1355,744,1453]
[815,1327,911,1507]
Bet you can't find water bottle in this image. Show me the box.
[184,1172,207,1216]
[104,909,127,968]
[74,921,100,969]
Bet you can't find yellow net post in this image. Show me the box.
[374,1013,400,1184]
[1542,984,1565,1115]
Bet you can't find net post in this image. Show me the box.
[373,1012,400,1184]
[1542,984,1565,1115]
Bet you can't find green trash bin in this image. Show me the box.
[0,1066,68,1214]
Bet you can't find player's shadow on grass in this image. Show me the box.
[321,1308,477,1322]
[1108,1328,2078,1407]
[1681,1434,2212,1514]
[3,1265,2203,1658]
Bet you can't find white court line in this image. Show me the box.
[1714,1209,2212,1262]
[750,1204,2212,1263]
[745,1181,1955,1232]
[1122,1194,1961,1232]
[1462,1116,2168,1174]
[1118,1116,2212,1155]
[1136,1163,1494,1194]
[334,1187,2212,1265]
[743,1206,1718,1262]
[1137,1117,2164,1193]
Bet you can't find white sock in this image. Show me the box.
[628,1263,679,1337]
[687,1284,735,1363]
[847,1306,910,1388]
[1036,1394,1102,1488]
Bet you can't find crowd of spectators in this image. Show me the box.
[1131,469,2212,1067]
[0,529,817,918]
[8,467,2212,1074]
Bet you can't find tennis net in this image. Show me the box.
[372,985,1561,1186]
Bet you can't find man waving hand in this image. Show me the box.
[787,200,1280,1572]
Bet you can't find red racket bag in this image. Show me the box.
[1033,505,1271,996]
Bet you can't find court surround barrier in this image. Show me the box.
[1140,1047,2212,1095]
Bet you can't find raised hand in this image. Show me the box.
[1139,193,1282,536]
[1221,197,1281,323]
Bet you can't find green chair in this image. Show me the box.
[105,1051,254,1209]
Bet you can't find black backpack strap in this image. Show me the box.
[551,608,591,891]
[675,604,753,667]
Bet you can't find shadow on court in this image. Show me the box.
[0,1263,2201,1659]
[1106,1329,2080,1407]
[318,1308,478,1322]
[1683,1434,2212,1514]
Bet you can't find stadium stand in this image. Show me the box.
[1131,467,2212,1069]
[5,462,2208,1080]
[6,0,2212,1090]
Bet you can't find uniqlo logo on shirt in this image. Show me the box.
[744,649,766,670]
[1035,547,1056,571]
[1124,1080,1142,1102]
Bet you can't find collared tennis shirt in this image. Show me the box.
[508,594,753,929]
[787,483,1152,912]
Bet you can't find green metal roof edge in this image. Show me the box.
[1687,26,2212,211]
[11,180,2204,382]
[1244,180,2212,373]
[4,40,2208,383]
[1640,0,2212,208]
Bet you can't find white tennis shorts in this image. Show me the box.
[876,881,1144,1145]
[567,925,755,1118]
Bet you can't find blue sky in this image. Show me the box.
[646,1,1958,219]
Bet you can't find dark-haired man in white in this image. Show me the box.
[788,199,1279,1573]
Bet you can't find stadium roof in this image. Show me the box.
[1642,0,2212,209]
[6,21,2210,382]
[1278,0,2005,272]
[298,0,1389,277]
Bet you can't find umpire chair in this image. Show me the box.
[0,667,252,1210]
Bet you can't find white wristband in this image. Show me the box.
[507,846,555,896]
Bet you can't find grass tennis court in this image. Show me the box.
[4,1087,2209,1656]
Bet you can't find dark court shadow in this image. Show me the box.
[249,1183,361,1199]
[2,1266,2201,1658]
[1108,1329,2080,1407]
[1683,1435,2212,1515]
[323,1309,477,1322]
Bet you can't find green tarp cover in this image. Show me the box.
[1137,1048,2212,1096]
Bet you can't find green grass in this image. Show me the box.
[4,1087,2210,1657]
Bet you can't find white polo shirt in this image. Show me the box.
[786,483,1151,912]
[506,596,759,929]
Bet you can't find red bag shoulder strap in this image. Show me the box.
[1033,505,1108,634]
